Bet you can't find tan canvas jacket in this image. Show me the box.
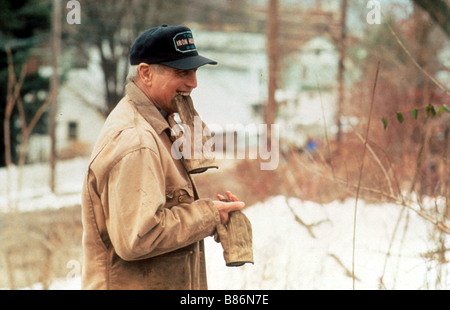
[81,82,221,290]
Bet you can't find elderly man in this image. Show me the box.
[81,24,245,290]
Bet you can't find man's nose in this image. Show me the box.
[185,70,197,89]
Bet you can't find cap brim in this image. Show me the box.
[160,55,217,70]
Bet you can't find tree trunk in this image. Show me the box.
[265,0,279,143]
[335,0,347,153]
[49,0,61,193]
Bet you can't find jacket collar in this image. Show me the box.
[125,82,171,135]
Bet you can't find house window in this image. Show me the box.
[68,121,78,141]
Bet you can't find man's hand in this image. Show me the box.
[213,191,245,225]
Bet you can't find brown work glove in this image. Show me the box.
[172,95,218,174]
[214,210,254,267]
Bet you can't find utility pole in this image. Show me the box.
[266,0,279,144]
[49,0,61,193]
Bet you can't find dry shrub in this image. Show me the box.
[193,159,281,207]
[194,152,354,206]
[0,205,82,289]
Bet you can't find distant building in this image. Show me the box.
[29,48,106,163]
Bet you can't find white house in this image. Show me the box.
[29,48,106,163]
[278,36,340,147]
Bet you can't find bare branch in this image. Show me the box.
[329,254,360,282]
[352,61,380,289]
[353,131,395,197]
[386,22,450,96]
[411,0,450,37]
[285,197,330,239]
[26,89,57,137]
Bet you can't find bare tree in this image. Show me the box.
[3,46,56,289]
[74,0,137,114]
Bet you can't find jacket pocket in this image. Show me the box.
[144,246,195,289]
[165,186,195,205]
[109,247,195,290]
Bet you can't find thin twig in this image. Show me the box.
[378,205,406,289]
[352,61,380,290]
[329,254,360,282]
[353,131,394,197]
[386,22,449,96]
[285,197,329,239]
[315,73,334,171]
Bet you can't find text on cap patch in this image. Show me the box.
[173,31,196,53]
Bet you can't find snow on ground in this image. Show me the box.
[206,196,448,290]
[1,159,448,290]
[37,196,448,290]
[0,157,89,212]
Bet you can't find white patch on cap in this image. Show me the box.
[173,31,197,53]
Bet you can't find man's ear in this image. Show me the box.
[138,63,153,86]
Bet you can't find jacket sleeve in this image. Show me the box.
[105,147,221,261]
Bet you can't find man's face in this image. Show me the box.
[149,65,198,114]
